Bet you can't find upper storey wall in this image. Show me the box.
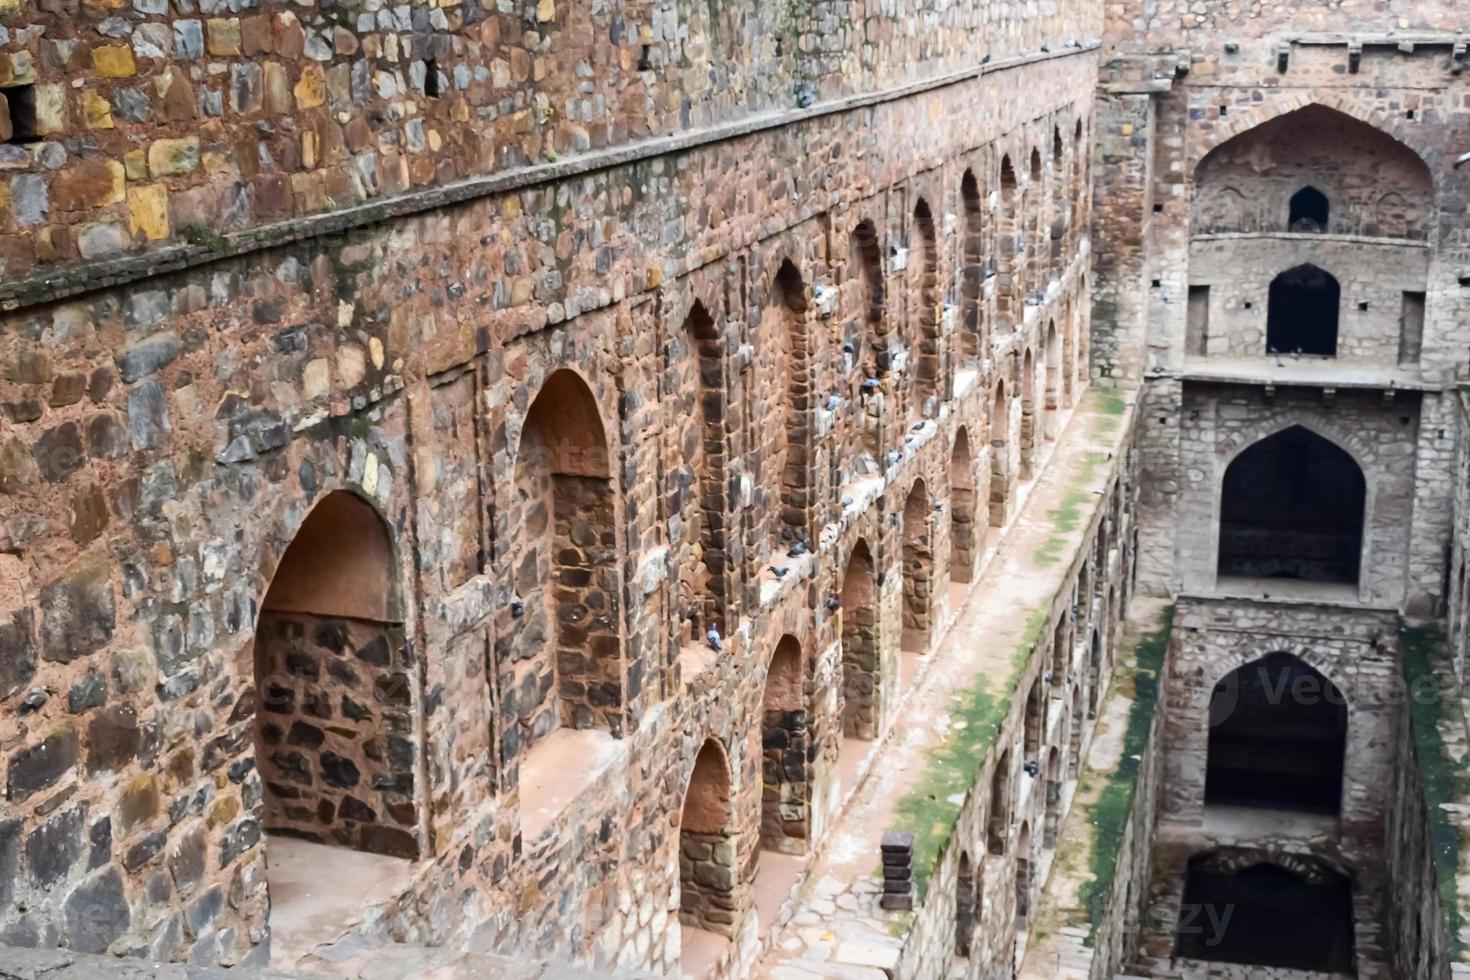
[0,0,1103,286]
[1104,0,1466,51]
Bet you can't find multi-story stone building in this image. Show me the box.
[2,0,1469,978]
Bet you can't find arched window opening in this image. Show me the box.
[1049,613,1069,684]
[254,490,418,859]
[840,541,880,741]
[950,429,977,584]
[1027,149,1045,298]
[679,739,739,937]
[1206,653,1347,815]
[959,171,985,367]
[987,749,1011,855]
[901,480,934,653]
[510,370,621,757]
[1067,686,1084,779]
[685,303,729,639]
[989,381,1010,528]
[768,260,811,552]
[1288,186,1329,233]
[912,199,941,416]
[1218,426,1365,585]
[955,851,977,958]
[1177,853,1355,974]
[760,637,810,853]
[1266,264,1340,357]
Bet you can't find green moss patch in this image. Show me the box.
[1076,604,1173,945]
[1400,625,1470,959]
[1034,452,1109,567]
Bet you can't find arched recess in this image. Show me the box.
[1205,652,1347,815]
[1177,852,1355,973]
[840,540,880,741]
[1027,148,1045,297]
[679,739,739,936]
[912,199,941,416]
[767,260,812,551]
[901,480,934,654]
[1043,320,1061,439]
[1049,127,1067,266]
[852,219,886,377]
[1067,685,1084,779]
[1192,102,1433,240]
[1019,348,1038,480]
[1289,186,1329,233]
[685,302,730,638]
[1217,425,1365,585]
[955,851,977,958]
[1043,747,1062,848]
[987,749,1011,855]
[950,429,977,584]
[253,489,419,858]
[988,381,1010,528]
[1014,821,1033,930]
[997,155,1020,330]
[509,369,621,754]
[1266,264,1340,357]
[1023,675,1043,760]
[959,171,985,368]
[760,636,811,853]
[1086,628,1102,719]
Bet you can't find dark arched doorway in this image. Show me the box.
[1205,653,1347,814]
[1176,853,1355,974]
[1217,426,1365,585]
[1266,264,1340,356]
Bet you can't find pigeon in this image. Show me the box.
[787,541,809,558]
[770,566,790,579]
[862,378,881,393]
[510,599,526,618]
[826,596,841,611]
[706,628,722,652]
[842,342,856,355]
[1023,759,1040,777]
[826,394,842,410]
[982,53,991,64]
[842,495,854,507]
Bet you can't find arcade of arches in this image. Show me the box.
[6,1,1470,979]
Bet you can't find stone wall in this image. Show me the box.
[253,612,418,858]
[0,13,1102,972]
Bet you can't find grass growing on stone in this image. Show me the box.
[1400,624,1470,960]
[1034,452,1110,567]
[889,608,1048,900]
[1077,604,1173,946]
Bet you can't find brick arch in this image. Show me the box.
[511,365,616,478]
[678,736,741,936]
[1194,95,1433,170]
[1199,644,1355,719]
[760,634,812,853]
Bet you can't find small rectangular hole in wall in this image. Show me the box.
[1151,278,1162,288]
[1244,301,1253,310]
[423,59,441,98]
[1406,109,1415,120]
[1220,105,1229,116]
[1358,301,1370,311]
[637,44,652,70]
[1152,203,1165,213]
[1399,290,1425,365]
[0,84,38,145]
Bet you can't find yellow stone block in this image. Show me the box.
[294,64,325,108]
[123,150,147,181]
[206,18,242,56]
[128,183,170,241]
[34,82,66,134]
[148,136,200,177]
[82,90,114,129]
[536,0,554,20]
[92,45,136,78]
